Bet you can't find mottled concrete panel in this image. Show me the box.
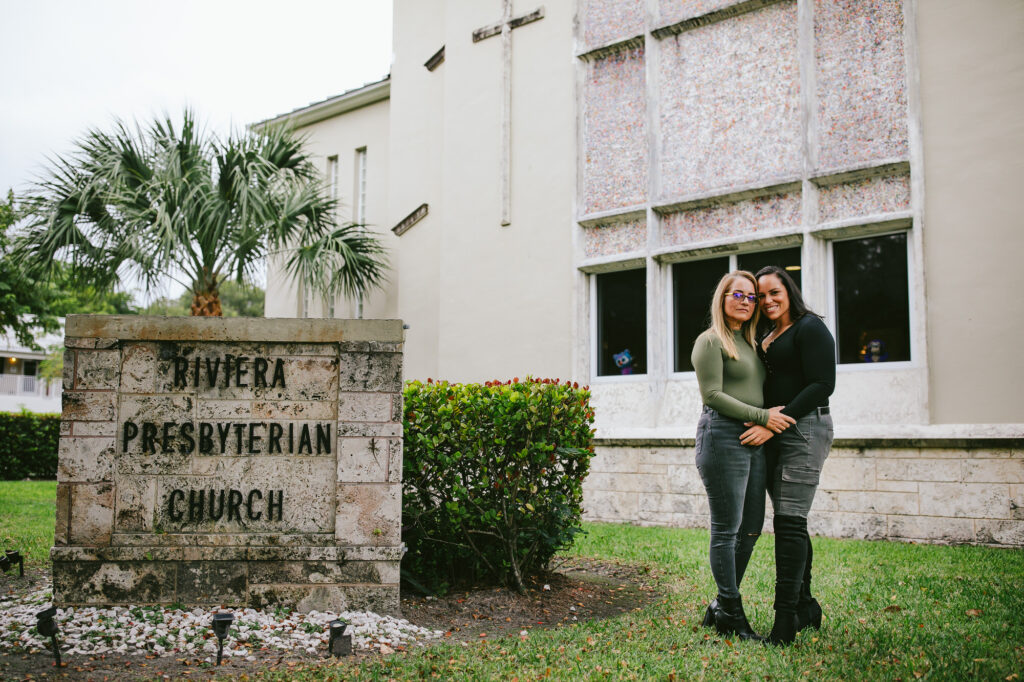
[62,391,116,422]
[71,421,117,437]
[582,47,648,214]
[658,0,739,26]
[248,584,399,615]
[57,437,115,483]
[975,520,1024,546]
[591,446,639,474]
[335,485,401,546]
[75,350,119,390]
[888,516,975,543]
[53,561,176,604]
[337,352,403,393]
[815,0,908,169]
[581,0,645,48]
[818,174,911,223]
[68,482,115,546]
[62,350,75,390]
[338,437,390,483]
[338,392,395,422]
[177,561,248,604]
[54,483,71,546]
[920,483,1010,518]
[252,400,337,420]
[114,476,155,533]
[582,487,638,521]
[876,458,961,483]
[248,560,398,585]
[819,457,876,490]
[582,218,647,258]
[336,421,403,438]
[962,459,1024,484]
[659,1,800,198]
[836,490,918,515]
[661,191,801,246]
[808,511,887,540]
[196,399,252,420]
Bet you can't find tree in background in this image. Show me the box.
[0,190,59,348]
[15,110,386,316]
[142,280,264,317]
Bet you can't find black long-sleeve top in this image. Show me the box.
[758,314,836,420]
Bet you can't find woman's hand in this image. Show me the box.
[740,424,774,446]
[765,406,796,433]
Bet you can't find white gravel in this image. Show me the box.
[0,587,443,660]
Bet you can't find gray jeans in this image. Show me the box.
[695,407,766,601]
[766,411,834,518]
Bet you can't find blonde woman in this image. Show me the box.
[692,271,795,641]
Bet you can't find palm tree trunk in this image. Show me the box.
[190,289,222,316]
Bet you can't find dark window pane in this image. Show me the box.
[737,247,803,290]
[834,233,910,364]
[597,268,647,376]
[673,257,729,372]
[22,360,38,376]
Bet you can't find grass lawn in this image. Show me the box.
[1,481,1021,680]
[0,480,55,565]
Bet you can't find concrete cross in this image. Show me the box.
[472,2,544,227]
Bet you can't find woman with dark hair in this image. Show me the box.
[742,265,836,646]
[691,270,795,641]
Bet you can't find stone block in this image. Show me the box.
[335,484,401,545]
[888,515,975,543]
[638,463,668,475]
[336,421,403,438]
[66,337,118,349]
[53,561,176,604]
[387,440,403,483]
[62,391,116,422]
[639,492,706,516]
[177,561,248,604]
[638,447,691,467]
[811,489,840,512]
[60,420,71,436]
[71,421,117,437]
[54,483,71,545]
[338,392,394,422]
[876,459,961,483]
[75,350,119,390]
[114,476,155,532]
[819,457,875,490]
[68,482,115,546]
[248,560,398,585]
[590,446,638,473]
[667,464,706,495]
[58,437,115,483]
[837,491,918,515]
[338,437,391,482]
[62,350,76,390]
[248,584,399,615]
[807,511,887,540]
[919,483,1010,519]
[581,489,637,522]
[962,459,1024,484]
[875,480,919,493]
[337,352,403,392]
[974,519,1024,545]
[252,400,337,420]
[196,399,252,420]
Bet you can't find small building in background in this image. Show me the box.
[0,324,62,414]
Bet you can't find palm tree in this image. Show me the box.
[15,110,386,316]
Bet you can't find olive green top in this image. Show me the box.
[691,329,770,426]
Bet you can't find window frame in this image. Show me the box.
[590,266,650,382]
[825,228,917,372]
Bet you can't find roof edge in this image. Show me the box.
[251,76,390,131]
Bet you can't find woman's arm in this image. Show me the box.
[691,334,771,425]
[781,317,836,419]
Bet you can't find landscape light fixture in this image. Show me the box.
[0,550,24,577]
[35,606,62,667]
[211,611,234,665]
[328,618,352,657]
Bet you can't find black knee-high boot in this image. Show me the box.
[766,514,807,646]
[797,536,822,631]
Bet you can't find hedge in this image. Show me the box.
[0,411,61,479]
[402,377,595,594]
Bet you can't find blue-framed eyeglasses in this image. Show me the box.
[726,292,758,303]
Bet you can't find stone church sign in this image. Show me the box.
[52,316,404,613]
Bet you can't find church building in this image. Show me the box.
[260,0,1024,546]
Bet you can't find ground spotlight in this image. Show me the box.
[328,618,352,657]
[211,611,234,665]
[0,550,24,577]
[35,606,62,667]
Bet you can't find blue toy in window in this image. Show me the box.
[613,349,634,375]
[859,339,889,363]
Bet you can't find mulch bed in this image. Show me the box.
[0,557,662,680]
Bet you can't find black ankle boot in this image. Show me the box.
[701,597,719,628]
[797,597,822,631]
[765,609,798,646]
[714,596,764,641]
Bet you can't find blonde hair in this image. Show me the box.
[708,270,760,360]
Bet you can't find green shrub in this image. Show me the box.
[402,377,595,593]
[0,410,61,479]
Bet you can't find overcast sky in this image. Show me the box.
[1,0,393,195]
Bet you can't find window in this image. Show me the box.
[326,155,339,201]
[833,232,910,364]
[354,148,367,224]
[302,285,311,319]
[673,257,729,372]
[22,360,38,377]
[596,269,647,376]
[672,247,802,372]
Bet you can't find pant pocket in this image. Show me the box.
[781,465,820,486]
